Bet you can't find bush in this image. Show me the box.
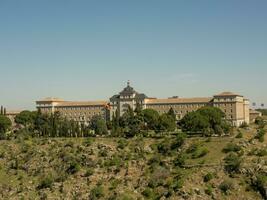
[235,131,243,138]
[37,175,54,189]
[255,117,265,126]
[66,161,80,174]
[203,172,214,183]
[142,188,155,198]
[84,168,94,177]
[117,139,128,150]
[186,143,200,154]
[219,180,234,194]
[252,173,267,199]
[257,148,267,157]
[222,143,242,153]
[191,147,209,159]
[83,138,94,146]
[224,153,242,174]
[171,178,184,191]
[255,129,266,142]
[171,133,186,149]
[173,154,187,167]
[204,185,213,196]
[89,185,104,200]
[157,139,172,155]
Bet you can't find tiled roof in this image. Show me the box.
[37,97,65,102]
[214,92,242,97]
[56,101,108,107]
[146,97,213,104]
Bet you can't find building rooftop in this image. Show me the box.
[37,97,65,102]
[146,97,213,104]
[214,92,242,97]
[56,101,108,107]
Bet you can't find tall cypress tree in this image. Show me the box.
[0,106,3,115]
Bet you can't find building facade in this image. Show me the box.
[36,82,250,127]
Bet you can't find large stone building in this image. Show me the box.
[36,82,250,127]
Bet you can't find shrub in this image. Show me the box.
[83,138,94,146]
[255,117,265,126]
[89,185,104,200]
[205,184,213,196]
[104,155,122,168]
[186,143,200,154]
[171,133,186,149]
[191,147,209,159]
[37,175,54,189]
[98,149,108,157]
[157,139,172,155]
[66,161,80,174]
[222,143,242,153]
[252,173,267,199]
[255,129,266,142]
[219,180,234,194]
[142,188,155,198]
[117,139,128,150]
[171,178,184,191]
[224,153,242,174]
[236,131,243,138]
[203,172,214,183]
[257,148,267,157]
[84,168,94,177]
[173,153,187,167]
[109,178,121,191]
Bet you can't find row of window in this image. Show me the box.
[55,106,103,111]
[214,98,235,102]
[149,104,206,109]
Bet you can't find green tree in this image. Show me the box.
[0,106,3,115]
[142,109,160,130]
[0,115,12,136]
[168,107,176,120]
[90,115,108,135]
[157,113,176,132]
[15,110,35,127]
[180,106,230,136]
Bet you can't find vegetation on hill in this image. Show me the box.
[0,115,12,139]
[179,107,231,136]
[0,106,266,199]
[256,109,267,116]
[0,124,266,199]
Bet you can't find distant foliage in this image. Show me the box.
[255,129,266,142]
[256,109,267,116]
[179,106,231,136]
[0,115,12,136]
[222,143,242,153]
[15,110,36,127]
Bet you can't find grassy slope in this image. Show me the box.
[0,127,266,200]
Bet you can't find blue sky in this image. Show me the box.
[0,0,266,110]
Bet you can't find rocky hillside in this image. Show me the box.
[0,127,266,200]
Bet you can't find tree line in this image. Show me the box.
[0,105,232,138]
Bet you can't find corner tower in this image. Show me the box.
[109,81,147,118]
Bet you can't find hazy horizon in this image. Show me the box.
[0,1,266,110]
